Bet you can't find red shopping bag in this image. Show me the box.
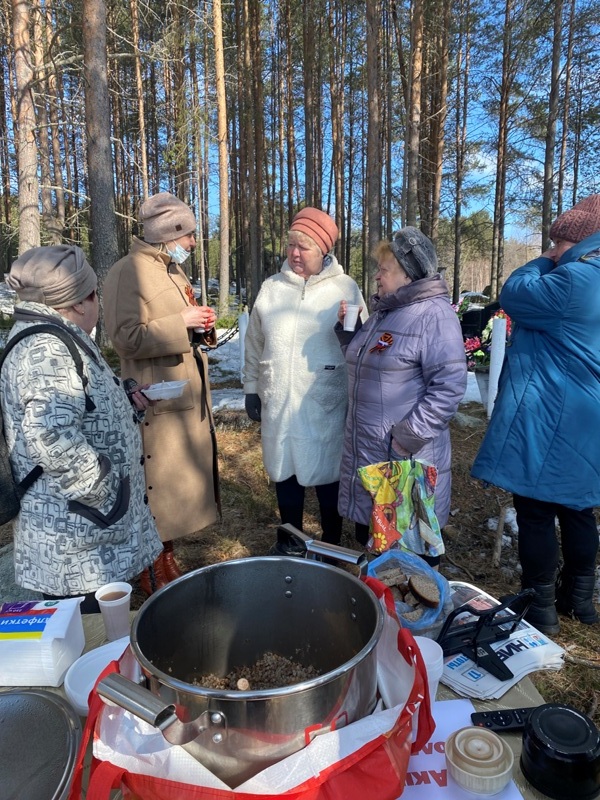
[69,584,434,800]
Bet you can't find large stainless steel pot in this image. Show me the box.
[98,533,383,788]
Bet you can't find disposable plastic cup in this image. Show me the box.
[414,635,444,702]
[95,582,132,641]
[343,304,360,331]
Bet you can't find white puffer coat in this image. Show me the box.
[243,256,366,486]
[0,303,162,595]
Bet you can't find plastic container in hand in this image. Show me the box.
[343,304,360,331]
[142,380,189,401]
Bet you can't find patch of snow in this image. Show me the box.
[487,507,519,538]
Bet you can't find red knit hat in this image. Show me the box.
[290,207,339,254]
[549,194,600,244]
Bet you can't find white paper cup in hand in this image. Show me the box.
[343,304,360,331]
[414,635,445,702]
[95,582,132,641]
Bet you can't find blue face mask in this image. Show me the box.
[166,242,191,265]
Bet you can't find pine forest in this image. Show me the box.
[2,0,600,318]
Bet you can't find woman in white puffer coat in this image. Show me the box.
[243,207,366,546]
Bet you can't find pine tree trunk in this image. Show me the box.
[490,0,513,300]
[541,0,564,249]
[430,0,450,244]
[130,0,149,201]
[453,0,471,304]
[366,0,381,297]
[82,0,119,343]
[556,0,575,218]
[12,0,40,252]
[214,0,231,318]
[405,0,423,227]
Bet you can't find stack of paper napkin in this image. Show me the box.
[0,598,85,686]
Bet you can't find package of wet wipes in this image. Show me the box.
[0,598,85,686]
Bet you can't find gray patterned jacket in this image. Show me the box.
[0,303,162,595]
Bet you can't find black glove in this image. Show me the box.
[245,393,262,422]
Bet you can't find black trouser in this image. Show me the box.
[354,522,441,567]
[513,494,598,584]
[275,476,343,545]
[42,592,100,614]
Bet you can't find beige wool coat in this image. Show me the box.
[103,237,219,541]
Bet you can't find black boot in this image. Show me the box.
[522,582,560,635]
[319,506,343,546]
[556,572,599,624]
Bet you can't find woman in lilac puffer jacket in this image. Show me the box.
[337,228,467,564]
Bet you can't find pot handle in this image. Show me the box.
[97,673,180,731]
[277,523,369,574]
[97,673,217,746]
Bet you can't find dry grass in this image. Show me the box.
[2,400,600,723]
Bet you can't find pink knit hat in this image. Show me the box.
[549,194,600,244]
[290,207,338,254]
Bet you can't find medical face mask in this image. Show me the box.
[166,242,191,264]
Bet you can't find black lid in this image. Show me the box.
[529,703,600,759]
[0,689,81,799]
[521,703,600,800]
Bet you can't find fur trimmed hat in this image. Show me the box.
[549,194,600,244]
[6,245,97,308]
[390,227,438,280]
[139,192,196,244]
[290,207,338,254]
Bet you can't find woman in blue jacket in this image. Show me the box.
[472,194,600,634]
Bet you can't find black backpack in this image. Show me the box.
[0,324,95,526]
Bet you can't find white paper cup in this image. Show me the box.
[95,582,132,641]
[343,304,360,331]
[414,635,444,702]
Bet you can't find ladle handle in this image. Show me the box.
[278,523,369,574]
[97,673,179,731]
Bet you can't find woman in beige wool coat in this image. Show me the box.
[103,193,220,594]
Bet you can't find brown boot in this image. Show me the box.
[162,540,183,581]
[138,555,170,597]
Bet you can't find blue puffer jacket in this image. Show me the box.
[472,232,600,509]
[337,274,467,528]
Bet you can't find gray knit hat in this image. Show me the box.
[139,192,196,244]
[6,245,97,308]
[390,227,438,280]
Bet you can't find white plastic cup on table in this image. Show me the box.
[414,635,444,702]
[343,304,360,332]
[95,582,132,641]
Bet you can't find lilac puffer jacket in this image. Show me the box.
[337,275,467,529]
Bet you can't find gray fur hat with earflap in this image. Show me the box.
[390,227,439,281]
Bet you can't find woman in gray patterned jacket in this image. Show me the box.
[337,228,467,565]
[1,245,162,612]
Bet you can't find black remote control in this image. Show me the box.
[470,707,536,733]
